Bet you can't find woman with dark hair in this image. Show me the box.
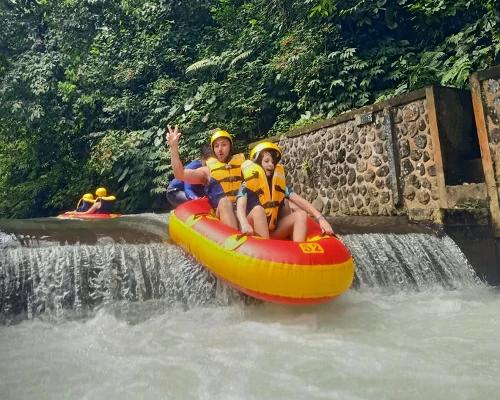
[236,142,333,242]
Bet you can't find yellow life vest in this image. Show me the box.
[241,160,287,231]
[96,195,116,202]
[206,153,245,202]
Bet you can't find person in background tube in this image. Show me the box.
[66,187,116,215]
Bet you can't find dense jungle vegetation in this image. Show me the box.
[0,0,499,218]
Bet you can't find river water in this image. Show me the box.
[0,214,499,399]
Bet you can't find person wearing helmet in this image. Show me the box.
[236,142,333,242]
[166,124,245,229]
[166,144,215,208]
[66,187,117,215]
[75,193,96,212]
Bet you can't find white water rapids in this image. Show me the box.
[0,288,499,399]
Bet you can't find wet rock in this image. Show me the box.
[356,159,368,173]
[340,200,350,215]
[403,186,415,200]
[491,128,500,144]
[364,170,376,183]
[380,191,391,204]
[323,200,331,216]
[368,187,378,197]
[347,169,356,185]
[385,177,393,190]
[370,156,382,167]
[362,144,372,159]
[410,149,422,161]
[347,138,355,152]
[488,79,500,94]
[340,175,347,187]
[403,104,420,121]
[407,174,421,189]
[373,142,384,154]
[416,162,426,176]
[399,139,410,158]
[417,190,430,205]
[414,134,427,149]
[418,119,427,132]
[346,153,358,164]
[324,164,331,178]
[312,197,324,212]
[370,201,380,214]
[376,165,390,177]
[421,177,431,189]
[401,159,414,176]
[338,148,346,163]
[399,124,406,137]
[348,194,355,208]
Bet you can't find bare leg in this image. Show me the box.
[216,197,238,229]
[247,206,269,238]
[271,209,308,242]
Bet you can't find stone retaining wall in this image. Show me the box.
[255,86,481,224]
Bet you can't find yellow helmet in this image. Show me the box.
[210,130,233,149]
[250,141,282,163]
[82,193,95,202]
[95,187,107,197]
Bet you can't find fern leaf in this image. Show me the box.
[186,57,220,74]
[229,50,252,68]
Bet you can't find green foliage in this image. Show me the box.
[1,0,499,217]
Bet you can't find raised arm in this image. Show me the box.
[166,124,209,185]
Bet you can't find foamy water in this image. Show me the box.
[1,287,499,400]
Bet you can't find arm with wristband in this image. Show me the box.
[288,192,334,235]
